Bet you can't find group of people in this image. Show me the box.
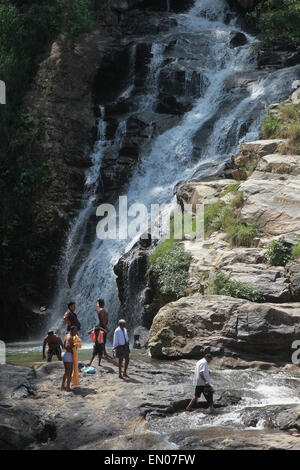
[43,300,215,411]
[43,302,215,412]
[42,298,131,392]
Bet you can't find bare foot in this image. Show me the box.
[60,386,66,391]
[186,408,195,412]
[119,374,124,379]
[123,374,129,378]
[66,388,72,392]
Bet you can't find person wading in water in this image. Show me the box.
[96,298,111,359]
[113,319,130,379]
[64,301,81,332]
[186,353,215,413]
[42,331,63,362]
[61,326,77,392]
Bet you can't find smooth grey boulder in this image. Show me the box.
[148,294,300,360]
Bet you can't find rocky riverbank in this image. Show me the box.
[1,356,300,450]
[148,88,300,362]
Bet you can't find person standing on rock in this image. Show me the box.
[61,326,77,392]
[96,298,111,359]
[113,319,130,379]
[88,326,105,366]
[42,331,63,362]
[186,353,215,413]
[64,301,81,332]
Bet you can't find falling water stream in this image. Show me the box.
[50,0,300,339]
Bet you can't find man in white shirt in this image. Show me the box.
[186,353,215,413]
[113,319,130,379]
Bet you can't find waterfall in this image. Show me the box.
[49,0,300,340]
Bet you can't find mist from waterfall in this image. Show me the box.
[49,0,300,340]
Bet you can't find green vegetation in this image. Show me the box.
[292,239,300,259]
[204,198,258,248]
[262,103,300,155]
[0,0,102,299]
[220,182,241,197]
[262,115,280,138]
[252,0,300,49]
[151,247,192,299]
[266,239,292,266]
[150,215,199,265]
[207,273,263,302]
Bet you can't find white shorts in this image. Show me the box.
[62,351,73,363]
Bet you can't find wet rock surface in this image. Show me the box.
[1,358,300,450]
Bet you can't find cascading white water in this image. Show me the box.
[50,0,300,339]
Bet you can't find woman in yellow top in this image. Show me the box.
[71,334,82,386]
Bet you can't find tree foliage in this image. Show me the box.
[252,0,300,48]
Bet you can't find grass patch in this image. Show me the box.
[227,221,258,247]
[292,239,300,259]
[204,202,258,247]
[207,273,263,302]
[262,103,300,155]
[220,183,241,198]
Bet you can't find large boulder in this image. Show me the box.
[148,294,300,360]
[240,171,300,239]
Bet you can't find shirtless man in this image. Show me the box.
[61,326,77,392]
[42,331,63,362]
[96,298,111,359]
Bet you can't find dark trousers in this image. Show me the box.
[194,385,214,406]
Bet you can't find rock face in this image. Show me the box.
[286,260,300,301]
[257,49,300,69]
[219,259,291,303]
[1,27,114,340]
[240,169,300,239]
[114,235,153,329]
[231,139,286,178]
[177,179,237,212]
[148,294,300,360]
[231,138,300,241]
